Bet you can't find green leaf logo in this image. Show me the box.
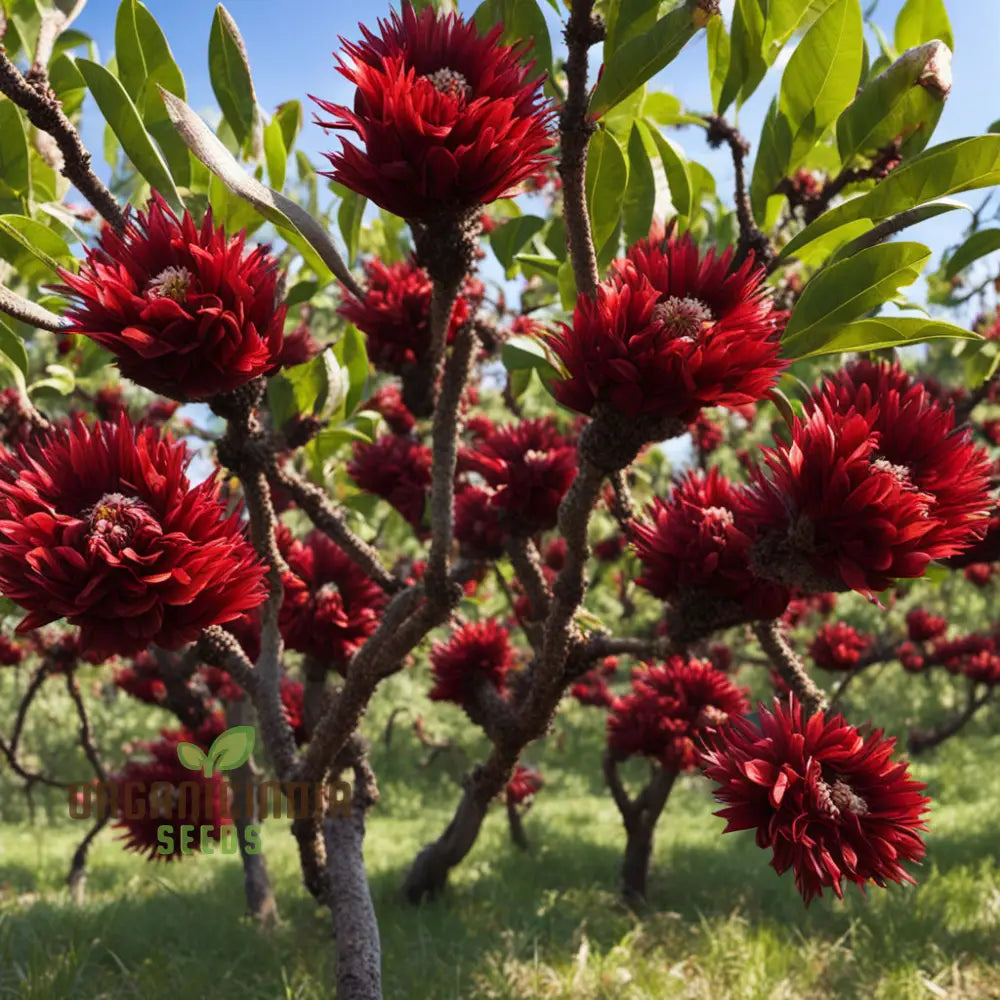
[176,742,206,771]
[202,725,256,777]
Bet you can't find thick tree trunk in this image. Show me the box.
[621,825,654,906]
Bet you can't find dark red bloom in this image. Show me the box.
[691,412,724,454]
[459,418,576,532]
[0,416,267,659]
[95,385,127,422]
[348,434,432,528]
[632,469,789,620]
[932,633,996,674]
[906,608,948,642]
[281,677,310,745]
[897,641,926,673]
[701,697,929,904]
[57,194,285,402]
[278,321,324,368]
[314,4,554,219]
[547,233,785,424]
[429,619,511,705]
[809,622,872,672]
[454,485,507,559]
[115,651,167,704]
[782,592,838,627]
[570,658,618,708]
[112,730,231,861]
[279,528,385,670]
[607,657,749,771]
[965,563,994,587]
[338,257,471,374]
[0,633,23,666]
[365,384,416,434]
[594,534,626,562]
[506,764,543,806]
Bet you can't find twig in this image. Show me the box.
[64,672,106,782]
[0,283,68,331]
[908,682,992,755]
[506,536,551,621]
[753,620,828,715]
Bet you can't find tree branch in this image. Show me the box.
[0,283,69,331]
[753,620,828,715]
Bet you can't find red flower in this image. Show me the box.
[547,233,785,424]
[348,434,432,528]
[965,563,994,587]
[459,418,576,532]
[570,659,618,708]
[815,361,992,561]
[691,412,724,454]
[278,528,385,669]
[454,485,507,559]
[932,633,996,674]
[281,676,310,745]
[114,651,167,704]
[0,416,266,659]
[278,321,324,368]
[338,257,471,374]
[701,697,929,904]
[809,622,872,672]
[744,405,947,598]
[314,4,554,219]
[506,765,543,806]
[607,657,749,771]
[429,619,511,705]
[632,469,789,620]
[112,729,231,861]
[897,641,925,673]
[95,385,127,422]
[906,608,948,642]
[365,384,416,434]
[0,633,23,666]
[57,194,285,402]
[782,592,838,627]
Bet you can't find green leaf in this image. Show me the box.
[586,129,629,252]
[605,0,661,55]
[706,15,730,112]
[335,185,367,267]
[176,741,206,771]
[0,215,74,274]
[0,100,30,199]
[114,0,148,101]
[473,0,553,81]
[639,122,691,219]
[491,215,546,273]
[782,241,931,356]
[623,125,655,247]
[204,725,255,776]
[0,320,29,381]
[764,0,838,59]
[778,0,864,161]
[750,99,793,220]
[836,40,949,165]
[590,0,709,118]
[334,323,370,417]
[208,4,257,146]
[75,58,182,213]
[894,0,954,53]
[945,229,1000,279]
[274,100,302,153]
[719,0,767,114]
[263,117,286,190]
[514,252,561,278]
[501,335,561,385]
[790,315,979,358]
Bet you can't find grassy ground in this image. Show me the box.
[2,667,1000,999]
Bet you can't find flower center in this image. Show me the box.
[652,296,713,342]
[85,493,153,554]
[424,67,472,101]
[146,266,194,303]
[695,704,729,729]
[817,776,869,817]
[871,456,912,486]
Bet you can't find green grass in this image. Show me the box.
[3,666,1000,999]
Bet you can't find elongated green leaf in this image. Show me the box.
[750,99,793,220]
[640,122,691,220]
[894,0,954,52]
[208,4,256,146]
[491,215,546,273]
[719,0,767,114]
[0,216,74,274]
[779,0,863,159]
[334,323,369,417]
[75,58,182,212]
[782,241,931,355]
[828,199,968,261]
[473,0,553,80]
[764,0,837,58]
[274,100,302,153]
[263,117,286,190]
[591,0,711,118]
[605,0,661,55]
[502,335,561,384]
[335,185,367,267]
[944,229,1000,279]
[114,0,148,101]
[623,125,655,246]
[0,100,30,198]
[0,320,29,380]
[585,130,628,251]
[707,15,730,112]
[792,315,978,358]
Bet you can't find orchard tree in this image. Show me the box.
[1,0,999,998]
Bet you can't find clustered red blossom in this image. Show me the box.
[365,384,416,434]
[506,765,543,806]
[348,433,432,529]
[906,608,948,642]
[809,622,873,672]
[0,416,267,659]
[278,527,386,671]
[570,657,618,708]
[701,697,929,904]
[607,657,749,771]
[57,194,285,402]
[314,4,554,219]
[428,619,511,706]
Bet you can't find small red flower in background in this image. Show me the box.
[632,469,789,620]
[701,697,929,904]
[897,641,926,673]
[112,729,231,861]
[278,321,325,369]
[783,592,837,627]
[338,258,472,375]
[365,384,416,434]
[429,619,511,706]
[964,563,994,587]
[809,622,872,672]
[607,657,749,771]
[506,764,543,806]
[57,194,285,402]
[0,416,266,660]
[570,656,618,708]
[314,4,554,219]
[114,651,167,705]
[690,412,724,455]
[454,485,507,560]
[932,633,997,675]
[348,434,432,529]
[459,418,576,532]
[906,608,948,642]
[281,677,310,745]
[0,634,23,666]
[278,528,386,671]
[547,232,785,423]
